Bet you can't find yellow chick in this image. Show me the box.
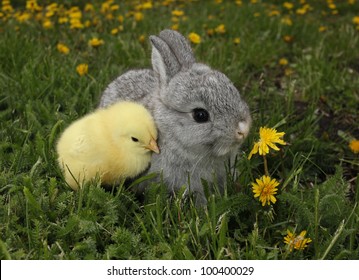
[56,101,159,190]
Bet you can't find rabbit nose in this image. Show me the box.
[235,121,250,141]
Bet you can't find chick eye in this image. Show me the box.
[192,108,210,123]
[131,137,139,142]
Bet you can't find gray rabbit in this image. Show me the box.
[99,29,251,204]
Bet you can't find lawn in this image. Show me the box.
[0,0,358,260]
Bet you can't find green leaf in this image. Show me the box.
[23,187,41,212]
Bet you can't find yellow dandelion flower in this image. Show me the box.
[171,23,179,30]
[118,15,124,23]
[268,10,280,17]
[142,2,153,9]
[70,19,84,29]
[57,43,70,54]
[58,17,68,24]
[84,20,91,28]
[101,2,111,14]
[284,230,312,251]
[303,4,313,11]
[111,4,120,11]
[26,0,42,12]
[16,12,31,23]
[45,10,54,18]
[105,13,114,20]
[283,35,294,43]
[233,37,241,45]
[138,34,146,44]
[236,0,243,6]
[2,3,14,13]
[254,12,261,17]
[283,2,294,9]
[134,4,142,10]
[319,26,327,32]
[88,38,104,47]
[134,12,144,21]
[68,10,82,20]
[172,9,184,17]
[42,19,53,29]
[84,4,94,12]
[349,139,359,154]
[352,16,359,25]
[215,24,226,34]
[296,8,307,15]
[76,64,88,76]
[279,58,289,66]
[67,7,84,29]
[328,3,336,9]
[46,3,58,11]
[281,17,293,26]
[188,32,201,44]
[111,28,119,35]
[252,175,279,206]
[248,127,286,159]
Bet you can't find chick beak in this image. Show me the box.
[145,138,160,154]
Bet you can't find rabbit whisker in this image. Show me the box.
[190,146,215,179]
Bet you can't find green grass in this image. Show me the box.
[1,0,359,260]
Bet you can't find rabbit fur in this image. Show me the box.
[99,29,251,204]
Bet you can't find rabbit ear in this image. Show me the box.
[159,29,196,69]
[150,35,181,85]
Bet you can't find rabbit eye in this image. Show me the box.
[192,108,209,123]
[131,137,139,142]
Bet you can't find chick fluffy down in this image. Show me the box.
[56,101,158,190]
